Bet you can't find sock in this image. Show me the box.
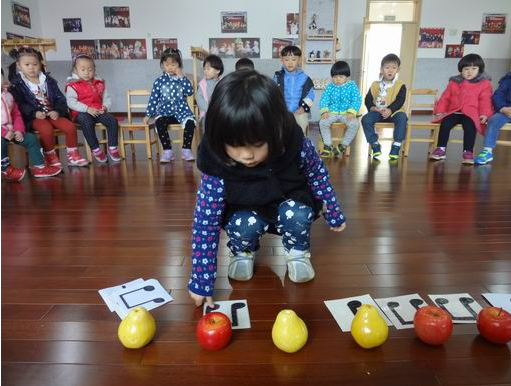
[393,142,402,147]
[109,146,118,150]
[483,147,493,153]
[439,147,446,151]
[33,164,45,169]
[92,147,102,154]
[372,141,379,145]
[66,147,77,154]
[44,150,55,155]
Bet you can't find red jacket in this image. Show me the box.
[65,78,105,119]
[433,74,493,135]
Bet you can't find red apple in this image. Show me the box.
[414,305,453,345]
[196,312,232,351]
[477,307,511,344]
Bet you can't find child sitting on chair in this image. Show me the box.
[319,61,362,158]
[144,48,196,162]
[187,71,346,307]
[361,53,408,160]
[65,54,121,163]
[196,55,223,123]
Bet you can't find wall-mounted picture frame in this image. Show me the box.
[152,38,178,59]
[70,40,98,59]
[98,39,146,59]
[104,6,130,28]
[445,44,464,58]
[220,12,247,33]
[481,13,506,34]
[63,18,82,33]
[286,13,299,35]
[210,38,260,58]
[11,1,31,29]
[418,28,444,48]
[461,31,481,45]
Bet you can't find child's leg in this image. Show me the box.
[294,112,309,134]
[1,137,10,171]
[319,115,337,146]
[436,114,462,147]
[75,112,100,149]
[361,111,382,144]
[154,116,174,150]
[389,112,408,144]
[50,117,79,148]
[182,118,195,150]
[276,200,313,252]
[338,114,360,146]
[32,118,56,151]
[15,132,45,166]
[459,115,477,152]
[96,112,119,147]
[483,112,511,149]
[224,210,269,254]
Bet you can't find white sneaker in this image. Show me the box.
[228,251,255,281]
[160,149,174,163]
[285,249,315,283]
[181,148,195,161]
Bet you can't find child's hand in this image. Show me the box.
[189,290,214,308]
[295,107,305,114]
[4,130,15,141]
[14,131,24,142]
[500,107,511,117]
[380,108,392,119]
[434,113,446,120]
[330,222,347,232]
[143,116,150,125]
[48,111,59,120]
[100,106,107,113]
[35,111,46,120]
[321,111,329,120]
[370,106,380,113]
[480,115,488,124]
[175,67,184,78]
[87,107,101,117]
[346,112,356,120]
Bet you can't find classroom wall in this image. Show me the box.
[1,0,43,39]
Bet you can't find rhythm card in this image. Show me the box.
[428,293,483,323]
[481,293,511,313]
[375,294,428,329]
[203,299,251,329]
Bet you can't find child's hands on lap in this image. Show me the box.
[48,111,59,120]
[14,131,24,142]
[35,111,46,120]
[189,290,214,308]
[480,115,488,124]
[380,108,392,119]
[330,222,347,232]
[4,130,14,141]
[500,107,511,117]
[87,107,101,117]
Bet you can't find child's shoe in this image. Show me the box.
[430,147,446,161]
[285,249,315,283]
[31,165,62,178]
[66,149,89,167]
[160,149,174,163]
[228,251,255,281]
[475,149,493,165]
[462,150,474,165]
[332,145,340,158]
[108,147,122,162]
[92,148,107,163]
[337,144,347,155]
[320,144,333,158]
[371,142,382,158]
[2,165,26,181]
[389,144,401,160]
[44,150,62,167]
[181,148,195,161]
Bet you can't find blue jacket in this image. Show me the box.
[273,67,314,113]
[319,80,362,115]
[493,72,511,112]
[146,73,195,123]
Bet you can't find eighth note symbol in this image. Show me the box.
[120,285,165,308]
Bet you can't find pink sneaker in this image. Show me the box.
[181,149,195,161]
[462,150,474,165]
[44,150,62,167]
[66,149,89,167]
[430,147,446,160]
[108,147,122,162]
[92,148,107,163]
[31,165,62,178]
[2,165,26,181]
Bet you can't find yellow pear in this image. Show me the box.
[351,304,388,349]
[272,309,308,353]
[118,306,156,349]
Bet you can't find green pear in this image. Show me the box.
[351,304,388,349]
[272,309,308,353]
[118,306,156,349]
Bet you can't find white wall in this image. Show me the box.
[1,0,43,38]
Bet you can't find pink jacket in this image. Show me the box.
[1,89,26,137]
[433,74,493,135]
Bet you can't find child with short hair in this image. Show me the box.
[2,69,62,180]
[188,71,346,307]
[361,53,408,160]
[9,47,88,167]
[474,71,511,165]
[144,48,196,162]
[319,61,362,157]
[235,58,254,71]
[196,55,223,120]
[430,54,493,164]
[65,54,121,163]
[273,46,314,134]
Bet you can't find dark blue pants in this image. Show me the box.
[362,111,408,144]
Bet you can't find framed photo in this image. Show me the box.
[152,38,178,59]
[70,40,98,59]
[272,38,294,58]
[209,38,260,58]
[98,39,147,59]
[481,13,506,34]
[63,18,82,33]
[418,28,444,48]
[220,12,247,33]
[445,44,464,58]
[104,6,130,28]
[286,13,299,35]
[461,31,481,45]
[11,1,31,28]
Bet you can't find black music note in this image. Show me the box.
[120,285,165,308]
[387,298,425,325]
[435,297,477,321]
[347,300,362,316]
[230,302,246,327]
[205,303,221,314]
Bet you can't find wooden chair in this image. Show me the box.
[328,122,353,157]
[403,89,439,157]
[121,89,159,159]
[496,124,511,147]
[78,122,124,162]
[33,129,90,162]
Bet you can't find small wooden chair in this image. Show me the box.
[496,124,511,147]
[403,89,439,157]
[77,122,124,162]
[329,122,351,156]
[33,129,90,162]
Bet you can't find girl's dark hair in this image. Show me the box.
[381,53,401,67]
[331,60,351,77]
[205,70,295,162]
[160,48,182,68]
[8,46,45,82]
[281,45,302,57]
[204,54,224,76]
[458,53,485,73]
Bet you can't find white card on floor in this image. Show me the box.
[110,278,173,319]
[324,294,392,332]
[481,293,511,313]
[428,293,483,324]
[98,278,145,312]
[374,294,428,330]
[202,299,251,330]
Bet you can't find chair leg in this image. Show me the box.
[85,142,93,163]
[345,145,350,157]
[119,129,126,159]
[403,125,411,157]
[129,131,135,157]
[144,126,152,159]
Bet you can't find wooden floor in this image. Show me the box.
[2,132,511,386]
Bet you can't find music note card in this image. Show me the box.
[481,293,511,313]
[203,299,251,329]
[374,294,428,329]
[428,293,483,324]
[324,294,392,332]
[98,278,145,312]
